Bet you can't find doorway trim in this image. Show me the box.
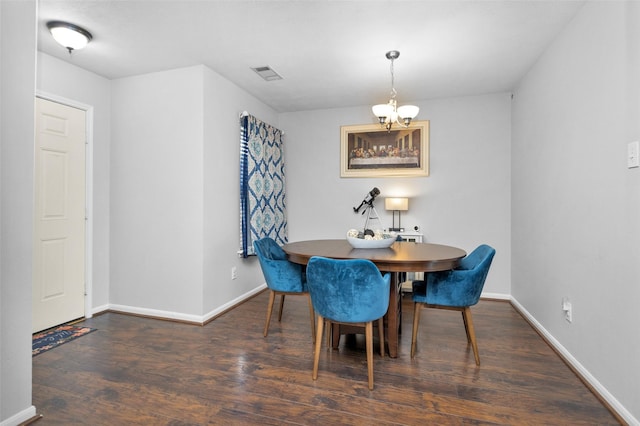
[36,90,94,319]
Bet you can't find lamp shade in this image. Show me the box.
[372,103,393,119]
[397,105,419,119]
[385,197,409,211]
[47,21,92,51]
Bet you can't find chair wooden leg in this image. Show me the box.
[463,307,480,366]
[307,294,316,344]
[365,321,374,390]
[263,290,276,337]
[461,309,472,344]
[278,294,286,322]
[377,318,385,357]
[312,315,324,381]
[411,302,422,358]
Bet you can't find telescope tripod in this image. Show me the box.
[361,204,383,236]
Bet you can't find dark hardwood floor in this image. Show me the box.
[32,291,620,425]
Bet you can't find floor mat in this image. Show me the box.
[32,324,96,357]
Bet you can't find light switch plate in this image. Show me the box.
[628,141,639,168]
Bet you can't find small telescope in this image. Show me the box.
[353,187,380,214]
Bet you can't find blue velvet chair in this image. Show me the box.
[306,256,391,390]
[253,237,315,342]
[410,244,496,365]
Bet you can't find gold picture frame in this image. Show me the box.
[340,120,429,178]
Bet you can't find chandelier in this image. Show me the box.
[372,50,419,132]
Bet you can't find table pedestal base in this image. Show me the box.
[331,272,402,358]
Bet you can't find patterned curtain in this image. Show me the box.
[240,113,288,257]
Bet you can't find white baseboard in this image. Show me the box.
[404,288,511,301]
[106,303,205,324]
[202,283,267,323]
[480,291,510,301]
[510,296,638,426]
[0,405,36,426]
[91,303,110,316]
[92,284,267,325]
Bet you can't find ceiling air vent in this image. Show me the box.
[251,66,283,81]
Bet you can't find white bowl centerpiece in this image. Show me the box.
[346,228,396,249]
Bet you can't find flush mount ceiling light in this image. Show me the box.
[47,21,93,54]
[372,51,419,132]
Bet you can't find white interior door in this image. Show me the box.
[33,97,86,333]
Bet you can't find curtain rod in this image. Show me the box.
[238,111,284,135]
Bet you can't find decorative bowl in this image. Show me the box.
[346,232,397,249]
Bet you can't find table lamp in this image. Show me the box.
[385,197,409,232]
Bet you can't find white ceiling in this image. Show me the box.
[37,0,585,113]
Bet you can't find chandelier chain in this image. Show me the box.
[389,57,397,100]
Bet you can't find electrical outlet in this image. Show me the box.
[231,266,238,280]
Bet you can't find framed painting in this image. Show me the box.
[340,120,429,178]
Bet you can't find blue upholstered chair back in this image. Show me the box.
[306,256,391,323]
[253,237,306,293]
[413,244,496,308]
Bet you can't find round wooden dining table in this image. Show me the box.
[282,239,467,358]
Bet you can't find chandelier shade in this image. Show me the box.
[372,103,394,119]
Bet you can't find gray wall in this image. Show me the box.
[110,66,205,316]
[35,56,512,312]
[280,93,512,296]
[0,1,37,424]
[110,65,278,319]
[36,52,112,311]
[512,1,640,419]
[34,57,280,322]
[202,66,279,315]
